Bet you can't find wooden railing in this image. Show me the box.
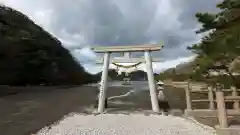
[185,82,240,111]
[168,81,240,134]
[185,82,212,110]
[216,87,240,128]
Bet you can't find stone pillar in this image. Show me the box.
[185,81,192,110]
[216,85,228,128]
[208,86,215,110]
[231,86,240,111]
[98,52,110,113]
[145,51,160,113]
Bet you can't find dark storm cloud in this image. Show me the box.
[3,0,222,61]
[49,0,158,47]
[170,0,222,30]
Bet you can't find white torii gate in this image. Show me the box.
[92,44,163,113]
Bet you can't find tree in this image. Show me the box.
[188,0,240,87]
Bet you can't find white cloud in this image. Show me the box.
[33,9,53,28]
[58,29,88,48]
[71,47,97,62]
[83,63,102,74]
[152,55,197,73]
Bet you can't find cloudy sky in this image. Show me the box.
[1,0,222,74]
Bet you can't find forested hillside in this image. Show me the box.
[0,5,96,86]
[157,0,240,87]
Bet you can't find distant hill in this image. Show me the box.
[163,61,196,75]
[130,70,147,81]
[94,69,125,81]
[157,59,240,87]
[0,5,95,86]
[155,61,196,81]
[93,69,119,81]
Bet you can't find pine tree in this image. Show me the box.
[188,0,240,86]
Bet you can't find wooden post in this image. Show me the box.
[231,86,240,111]
[208,86,215,110]
[216,86,228,128]
[186,81,192,110]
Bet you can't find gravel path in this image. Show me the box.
[36,113,217,135]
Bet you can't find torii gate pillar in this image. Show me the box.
[145,51,159,112]
[92,44,163,113]
[98,52,110,113]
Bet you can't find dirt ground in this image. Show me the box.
[0,84,239,135]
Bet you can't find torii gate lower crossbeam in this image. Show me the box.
[92,44,163,113]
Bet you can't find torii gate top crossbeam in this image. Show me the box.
[91,44,163,53]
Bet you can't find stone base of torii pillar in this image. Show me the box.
[92,44,163,113]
